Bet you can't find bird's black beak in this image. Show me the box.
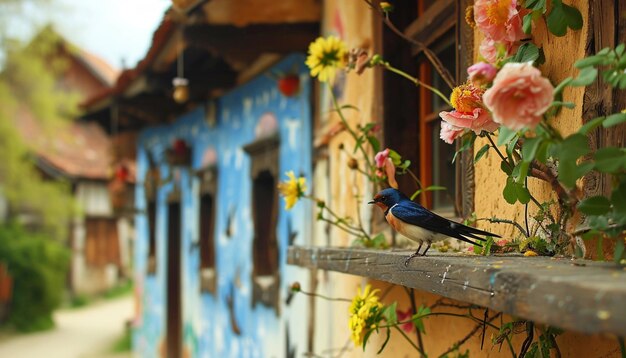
[368,199,376,205]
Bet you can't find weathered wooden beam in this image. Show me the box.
[287,246,626,336]
[184,22,319,57]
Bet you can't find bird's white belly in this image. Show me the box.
[386,211,446,244]
[397,223,446,244]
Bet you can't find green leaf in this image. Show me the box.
[602,112,626,128]
[547,1,583,36]
[497,127,518,146]
[570,67,598,86]
[526,0,547,11]
[558,160,592,188]
[515,182,531,204]
[613,240,626,264]
[523,13,534,34]
[578,196,611,215]
[614,239,625,264]
[611,182,626,214]
[562,3,583,30]
[511,43,542,64]
[593,147,626,173]
[503,178,518,204]
[574,56,606,68]
[367,135,380,153]
[547,1,567,36]
[474,144,490,163]
[377,327,391,354]
[578,116,605,135]
[362,329,374,351]
[482,236,495,255]
[353,136,364,154]
[383,302,398,325]
[412,305,431,334]
[516,161,531,183]
[558,133,590,160]
[522,137,543,163]
[501,160,513,175]
[536,140,551,163]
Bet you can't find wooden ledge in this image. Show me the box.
[287,246,626,336]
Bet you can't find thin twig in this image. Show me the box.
[393,325,426,356]
[318,217,363,237]
[518,321,535,358]
[437,312,502,358]
[405,287,426,355]
[296,289,352,303]
[476,217,528,238]
[328,84,374,169]
[362,0,456,89]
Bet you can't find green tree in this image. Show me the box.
[0,1,78,240]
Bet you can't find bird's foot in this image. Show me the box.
[404,252,420,267]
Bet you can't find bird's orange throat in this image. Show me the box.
[375,202,388,212]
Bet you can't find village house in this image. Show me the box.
[83,0,625,357]
[8,29,134,296]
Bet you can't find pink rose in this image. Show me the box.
[479,38,515,64]
[483,62,554,130]
[374,148,390,168]
[440,108,499,135]
[468,62,497,85]
[439,122,465,144]
[384,157,398,189]
[474,0,525,43]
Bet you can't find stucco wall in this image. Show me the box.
[314,1,621,357]
[474,0,589,239]
[133,54,314,358]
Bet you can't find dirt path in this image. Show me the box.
[0,295,133,358]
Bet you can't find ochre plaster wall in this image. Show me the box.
[474,0,588,239]
[311,0,380,355]
[311,1,621,357]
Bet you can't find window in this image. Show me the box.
[144,154,160,275]
[243,134,280,312]
[252,170,278,276]
[166,191,182,358]
[418,32,456,211]
[146,197,157,274]
[383,0,474,216]
[85,217,120,267]
[197,167,218,294]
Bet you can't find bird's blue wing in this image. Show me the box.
[391,201,499,245]
[391,201,453,233]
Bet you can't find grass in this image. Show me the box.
[103,280,133,300]
[110,326,132,353]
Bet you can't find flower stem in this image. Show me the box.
[393,325,425,356]
[296,289,352,302]
[327,84,374,169]
[485,133,512,170]
[382,62,452,107]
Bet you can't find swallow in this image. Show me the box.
[369,188,500,266]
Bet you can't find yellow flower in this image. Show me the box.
[449,83,485,113]
[305,36,347,83]
[277,171,307,210]
[348,284,383,347]
[524,250,538,257]
[380,2,394,12]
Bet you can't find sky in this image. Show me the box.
[55,0,171,70]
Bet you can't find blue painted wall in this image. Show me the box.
[133,54,313,358]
